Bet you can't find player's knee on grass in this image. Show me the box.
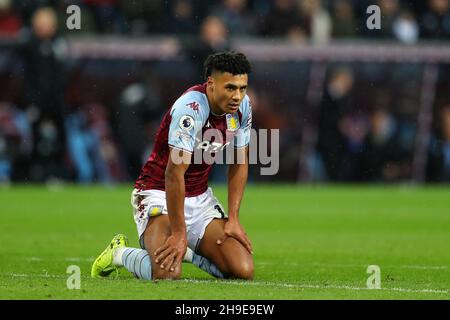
[226,257,254,280]
[152,264,182,280]
[221,238,254,280]
[227,252,254,280]
[143,245,182,280]
[199,219,254,280]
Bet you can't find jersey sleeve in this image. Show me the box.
[168,94,206,153]
[234,96,252,149]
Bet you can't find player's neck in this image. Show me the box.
[206,86,226,117]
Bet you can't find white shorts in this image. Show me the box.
[131,187,227,252]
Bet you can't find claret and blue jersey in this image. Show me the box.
[135,83,252,197]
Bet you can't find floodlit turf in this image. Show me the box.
[0,184,449,299]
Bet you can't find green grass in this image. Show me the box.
[0,184,449,299]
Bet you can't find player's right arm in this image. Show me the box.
[154,147,190,272]
[154,93,207,272]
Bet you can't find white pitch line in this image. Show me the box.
[3,273,96,280]
[2,273,449,294]
[64,258,95,262]
[399,265,448,270]
[181,279,450,295]
[24,257,94,262]
[4,273,67,279]
[26,257,42,262]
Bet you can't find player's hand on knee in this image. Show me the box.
[217,220,253,255]
[154,232,187,272]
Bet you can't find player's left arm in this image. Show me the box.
[217,146,253,255]
[227,147,248,222]
[217,97,253,254]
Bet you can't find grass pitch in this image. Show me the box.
[0,184,449,299]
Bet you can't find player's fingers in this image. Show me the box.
[161,251,176,271]
[246,240,253,255]
[244,235,254,254]
[235,233,253,255]
[155,247,172,264]
[170,253,183,272]
[154,242,169,257]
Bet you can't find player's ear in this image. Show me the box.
[207,76,214,89]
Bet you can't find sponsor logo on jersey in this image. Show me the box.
[186,101,199,112]
[196,140,230,153]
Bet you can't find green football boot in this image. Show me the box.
[91,234,129,278]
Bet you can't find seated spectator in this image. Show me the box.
[337,112,369,181]
[297,0,332,44]
[0,102,32,183]
[119,0,165,34]
[260,0,301,38]
[211,0,256,36]
[420,0,450,39]
[361,108,409,182]
[66,103,125,183]
[160,0,198,35]
[0,0,21,37]
[393,9,419,44]
[332,0,358,39]
[82,0,127,33]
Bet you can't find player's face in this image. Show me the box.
[209,72,248,114]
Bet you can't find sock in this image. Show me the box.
[113,247,127,266]
[115,247,223,280]
[120,247,152,280]
[183,247,194,263]
[186,248,225,279]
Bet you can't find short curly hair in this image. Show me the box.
[203,51,252,80]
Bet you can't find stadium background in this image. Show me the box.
[0,0,450,300]
[1,0,449,184]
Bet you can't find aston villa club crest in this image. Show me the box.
[226,113,240,131]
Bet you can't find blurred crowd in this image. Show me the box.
[314,67,450,183]
[0,1,450,185]
[1,0,450,43]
